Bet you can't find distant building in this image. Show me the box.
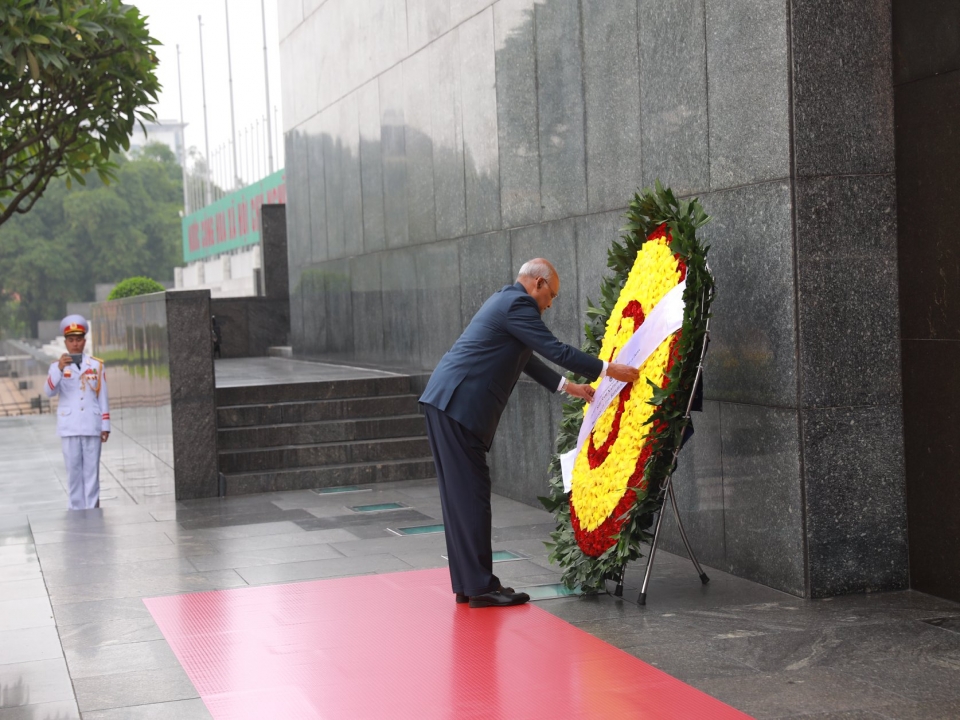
[129,119,186,162]
[175,245,264,298]
[175,170,286,298]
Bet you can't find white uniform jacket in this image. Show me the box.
[45,355,111,437]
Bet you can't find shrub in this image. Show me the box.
[107,277,165,301]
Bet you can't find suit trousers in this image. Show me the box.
[422,404,501,597]
[61,435,101,510]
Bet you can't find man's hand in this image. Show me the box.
[100,431,110,444]
[564,382,595,403]
[606,362,639,383]
[58,354,72,371]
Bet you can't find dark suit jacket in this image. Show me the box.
[419,282,603,449]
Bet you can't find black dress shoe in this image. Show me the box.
[456,586,516,604]
[468,589,530,608]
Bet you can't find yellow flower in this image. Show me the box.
[571,238,681,531]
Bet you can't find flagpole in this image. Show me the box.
[198,16,212,207]
[261,0,274,173]
[175,44,189,214]
[225,0,239,190]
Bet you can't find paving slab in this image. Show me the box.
[0,658,74,709]
[0,699,81,719]
[64,639,181,679]
[0,627,64,666]
[81,698,213,720]
[73,665,199,713]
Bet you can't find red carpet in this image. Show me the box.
[144,567,753,719]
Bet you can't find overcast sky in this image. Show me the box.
[133,0,285,173]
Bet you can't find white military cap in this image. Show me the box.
[60,314,89,336]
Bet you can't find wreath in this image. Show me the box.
[541,182,713,592]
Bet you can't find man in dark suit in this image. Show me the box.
[420,258,639,608]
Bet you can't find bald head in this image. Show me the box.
[517,258,559,313]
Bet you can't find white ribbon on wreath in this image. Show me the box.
[560,279,687,493]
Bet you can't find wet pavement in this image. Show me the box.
[2,412,960,719]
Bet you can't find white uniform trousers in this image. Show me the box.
[61,436,101,510]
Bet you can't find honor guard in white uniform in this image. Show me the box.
[44,315,111,510]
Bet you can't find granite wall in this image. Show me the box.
[0,339,58,415]
[93,291,219,501]
[91,293,174,503]
[209,205,291,358]
[209,297,290,357]
[278,0,906,598]
[893,0,960,602]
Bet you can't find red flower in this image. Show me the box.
[621,299,645,326]
[572,335,683,556]
[587,385,631,468]
[647,223,669,241]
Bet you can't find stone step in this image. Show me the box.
[217,436,432,474]
[217,414,427,450]
[215,375,412,407]
[222,457,437,495]
[217,394,421,429]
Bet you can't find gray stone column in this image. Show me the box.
[261,205,289,301]
[665,0,906,598]
[791,0,906,598]
[166,291,219,500]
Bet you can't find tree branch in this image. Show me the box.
[0,120,83,226]
[0,3,161,227]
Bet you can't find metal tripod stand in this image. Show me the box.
[612,310,713,606]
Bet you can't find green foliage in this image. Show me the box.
[0,144,183,335]
[0,296,26,340]
[0,0,161,226]
[106,276,164,300]
[542,180,714,592]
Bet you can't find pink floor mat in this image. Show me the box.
[144,567,754,719]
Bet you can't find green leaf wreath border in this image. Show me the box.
[540,181,714,592]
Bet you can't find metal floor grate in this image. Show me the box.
[351,502,407,512]
[516,583,582,600]
[388,523,444,536]
[313,486,371,495]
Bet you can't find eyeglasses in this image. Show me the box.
[538,277,559,301]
